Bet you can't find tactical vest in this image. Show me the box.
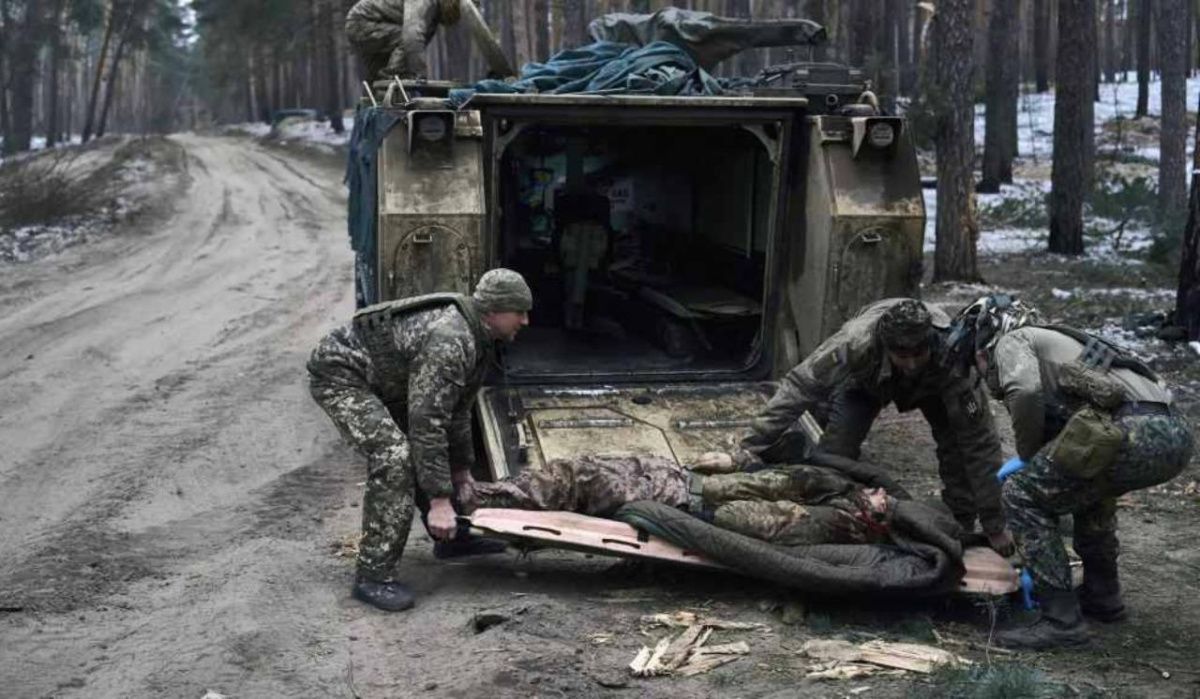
[1036,324,1159,383]
[352,293,490,400]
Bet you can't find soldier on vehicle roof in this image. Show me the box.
[951,295,1194,649]
[697,298,1013,556]
[307,268,532,612]
[345,0,462,80]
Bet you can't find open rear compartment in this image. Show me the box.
[494,121,777,381]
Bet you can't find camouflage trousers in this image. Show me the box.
[470,458,883,547]
[345,16,411,80]
[1004,413,1194,591]
[309,369,416,584]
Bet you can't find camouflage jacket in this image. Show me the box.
[346,0,441,76]
[991,326,1172,460]
[741,298,1006,533]
[335,295,493,498]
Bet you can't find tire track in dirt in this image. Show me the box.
[0,134,361,697]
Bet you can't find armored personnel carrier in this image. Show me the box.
[351,13,925,480]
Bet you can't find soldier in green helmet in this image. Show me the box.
[307,268,532,611]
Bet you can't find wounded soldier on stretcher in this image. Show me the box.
[458,455,900,547]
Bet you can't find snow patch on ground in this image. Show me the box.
[973,72,1200,162]
[1090,320,1161,358]
[0,134,85,164]
[0,143,175,264]
[222,115,353,150]
[1052,286,1175,301]
[919,74,1200,261]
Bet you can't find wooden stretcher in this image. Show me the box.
[466,508,1020,596]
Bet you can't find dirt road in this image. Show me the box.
[3,135,1199,698]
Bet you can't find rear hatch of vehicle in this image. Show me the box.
[478,382,775,479]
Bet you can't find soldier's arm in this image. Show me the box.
[408,333,474,498]
[447,383,481,477]
[401,0,435,76]
[740,348,837,459]
[994,333,1046,461]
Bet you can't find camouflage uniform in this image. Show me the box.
[308,295,492,582]
[345,0,452,79]
[468,456,890,546]
[740,298,1006,535]
[990,326,1194,592]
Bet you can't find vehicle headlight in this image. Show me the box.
[868,122,895,149]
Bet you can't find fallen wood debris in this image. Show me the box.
[806,661,899,681]
[800,639,969,678]
[628,625,753,678]
[639,610,769,631]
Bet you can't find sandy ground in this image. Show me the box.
[2,134,1200,698]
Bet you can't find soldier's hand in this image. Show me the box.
[691,451,735,474]
[428,497,457,541]
[453,472,478,513]
[987,528,1016,557]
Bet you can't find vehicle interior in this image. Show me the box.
[495,123,777,381]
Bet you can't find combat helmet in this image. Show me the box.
[945,294,1040,370]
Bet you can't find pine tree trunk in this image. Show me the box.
[533,0,549,62]
[1174,87,1200,337]
[83,1,118,144]
[931,0,981,282]
[96,12,136,140]
[322,0,343,132]
[1034,0,1050,91]
[1105,0,1117,81]
[1123,0,1135,78]
[1049,0,1095,255]
[981,0,1019,192]
[1136,0,1152,116]
[897,0,911,93]
[511,0,532,69]
[849,0,876,68]
[809,0,828,61]
[7,1,42,153]
[563,0,587,48]
[879,0,897,111]
[45,0,66,147]
[1159,0,1189,214]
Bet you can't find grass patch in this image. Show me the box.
[0,150,108,229]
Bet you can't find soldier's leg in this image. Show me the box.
[470,459,579,511]
[995,448,1093,648]
[919,398,980,531]
[700,466,857,506]
[712,500,871,545]
[1002,448,1095,592]
[818,387,881,460]
[310,379,415,583]
[1073,497,1124,621]
[471,456,689,516]
[1073,412,1193,620]
[345,16,405,80]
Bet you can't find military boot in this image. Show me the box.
[433,524,508,559]
[352,577,415,612]
[1078,559,1126,623]
[995,589,1090,650]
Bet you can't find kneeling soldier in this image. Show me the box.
[953,295,1193,649]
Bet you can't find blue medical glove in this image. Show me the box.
[997,456,1027,482]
